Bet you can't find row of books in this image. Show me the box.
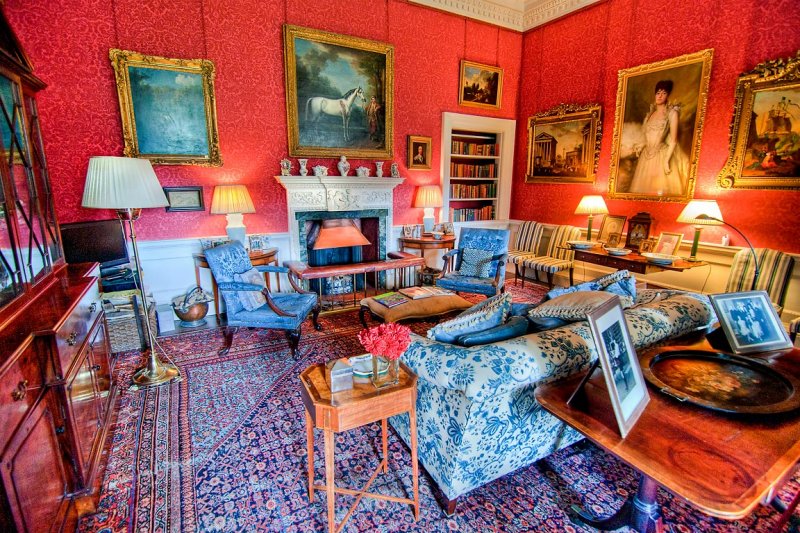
[449,162,496,178]
[450,141,498,156]
[450,183,497,199]
[450,206,495,222]
[372,286,454,308]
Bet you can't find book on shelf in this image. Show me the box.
[398,286,453,299]
[372,292,408,308]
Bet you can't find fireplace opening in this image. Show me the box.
[305,217,380,295]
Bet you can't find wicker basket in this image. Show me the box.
[104,292,158,353]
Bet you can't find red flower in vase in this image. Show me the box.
[357,322,412,361]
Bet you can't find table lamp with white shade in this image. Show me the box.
[211,184,256,245]
[574,195,608,241]
[676,199,724,262]
[414,185,442,233]
[82,156,181,388]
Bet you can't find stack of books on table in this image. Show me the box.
[372,292,408,308]
[398,286,453,299]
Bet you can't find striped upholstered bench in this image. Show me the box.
[508,221,543,284]
[521,224,582,288]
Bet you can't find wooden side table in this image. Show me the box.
[299,360,420,533]
[193,247,279,318]
[399,235,456,284]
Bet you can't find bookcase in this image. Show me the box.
[441,113,515,223]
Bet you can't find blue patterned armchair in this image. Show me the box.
[203,242,321,356]
[435,227,510,297]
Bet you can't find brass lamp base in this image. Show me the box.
[132,358,180,387]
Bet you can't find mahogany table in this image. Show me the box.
[299,361,420,533]
[399,235,456,285]
[571,245,707,275]
[535,335,800,533]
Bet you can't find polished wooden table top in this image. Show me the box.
[535,335,800,520]
[572,245,707,273]
[399,235,456,250]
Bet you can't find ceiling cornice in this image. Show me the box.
[407,0,603,31]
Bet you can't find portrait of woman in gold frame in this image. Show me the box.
[608,49,713,202]
[718,50,800,190]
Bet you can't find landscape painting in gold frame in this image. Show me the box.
[608,49,713,202]
[525,103,602,184]
[458,60,503,110]
[718,50,800,190]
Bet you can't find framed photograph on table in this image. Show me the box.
[597,215,627,244]
[587,296,650,438]
[710,291,792,354]
[654,232,683,256]
[458,60,503,110]
[607,49,713,202]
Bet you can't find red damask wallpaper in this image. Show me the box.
[4,0,520,240]
[514,0,800,252]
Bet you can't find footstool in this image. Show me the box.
[359,293,472,327]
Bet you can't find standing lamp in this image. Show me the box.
[211,184,256,245]
[82,156,181,387]
[574,195,608,241]
[676,199,724,262]
[414,185,442,233]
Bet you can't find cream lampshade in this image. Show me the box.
[413,185,442,233]
[574,195,608,241]
[676,199,723,261]
[211,184,256,245]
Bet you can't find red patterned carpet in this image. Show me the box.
[79,281,799,532]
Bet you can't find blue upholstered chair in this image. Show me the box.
[203,242,321,356]
[435,227,510,297]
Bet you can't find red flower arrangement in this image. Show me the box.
[357,323,412,361]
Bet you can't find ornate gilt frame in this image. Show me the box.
[608,49,713,202]
[283,25,394,159]
[109,49,222,166]
[458,60,503,110]
[525,103,601,184]
[718,50,800,190]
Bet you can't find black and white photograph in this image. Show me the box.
[602,321,636,403]
[710,291,792,354]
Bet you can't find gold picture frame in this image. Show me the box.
[458,60,503,110]
[654,231,684,256]
[608,49,713,202]
[109,49,222,166]
[718,50,800,190]
[407,135,431,170]
[526,103,602,184]
[597,214,627,244]
[283,25,394,159]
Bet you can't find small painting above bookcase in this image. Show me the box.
[442,113,515,223]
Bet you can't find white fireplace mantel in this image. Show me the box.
[274,175,405,261]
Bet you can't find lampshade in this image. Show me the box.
[676,199,724,225]
[210,185,256,214]
[413,185,443,208]
[313,219,371,250]
[574,195,609,215]
[82,156,168,209]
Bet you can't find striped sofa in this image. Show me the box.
[725,248,794,315]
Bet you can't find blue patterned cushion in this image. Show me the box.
[457,315,529,346]
[594,270,637,300]
[233,268,266,311]
[546,280,601,300]
[458,247,493,277]
[428,292,511,343]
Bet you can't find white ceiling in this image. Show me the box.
[408,0,604,31]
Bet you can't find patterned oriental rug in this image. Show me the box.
[80,281,799,532]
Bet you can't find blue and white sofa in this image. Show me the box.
[390,289,715,514]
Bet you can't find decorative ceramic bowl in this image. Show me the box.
[566,240,596,250]
[642,252,680,265]
[430,231,444,240]
[605,247,632,256]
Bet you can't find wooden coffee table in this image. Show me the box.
[535,334,800,532]
[299,361,420,533]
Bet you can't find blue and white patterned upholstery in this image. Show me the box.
[390,289,715,509]
[520,225,581,287]
[507,221,543,265]
[725,248,794,315]
[435,228,510,297]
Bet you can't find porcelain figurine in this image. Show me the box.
[337,155,350,176]
[313,165,328,177]
[390,162,400,178]
[375,161,384,177]
[299,158,308,176]
[356,166,370,177]
[279,159,292,176]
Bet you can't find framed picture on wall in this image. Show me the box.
[525,103,602,184]
[163,186,204,212]
[407,135,432,169]
[283,25,394,159]
[458,60,503,110]
[717,51,800,190]
[109,49,222,166]
[607,49,714,202]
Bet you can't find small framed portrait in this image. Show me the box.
[458,60,503,110]
[638,238,657,254]
[606,233,622,248]
[407,135,432,170]
[442,222,454,235]
[248,233,271,252]
[654,231,684,256]
[597,215,627,244]
[587,296,650,438]
[199,237,231,250]
[710,291,792,354]
[164,186,204,212]
[402,224,415,238]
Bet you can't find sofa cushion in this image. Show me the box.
[428,292,511,343]
[458,247,494,277]
[594,269,637,300]
[232,268,266,311]
[457,315,529,347]
[528,291,622,322]
[546,280,601,300]
[528,315,569,332]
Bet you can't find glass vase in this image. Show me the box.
[371,355,400,389]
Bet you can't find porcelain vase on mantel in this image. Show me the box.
[298,158,308,176]
[371,355,399,389]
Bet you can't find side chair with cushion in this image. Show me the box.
[725,248,794,315]
[203,242,321,357]
[507,221,544,284]
[520,224,582,288]
[435,227,510,298]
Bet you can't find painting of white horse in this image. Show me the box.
[284,25,394,158]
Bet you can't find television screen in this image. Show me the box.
[60,219,129,271]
